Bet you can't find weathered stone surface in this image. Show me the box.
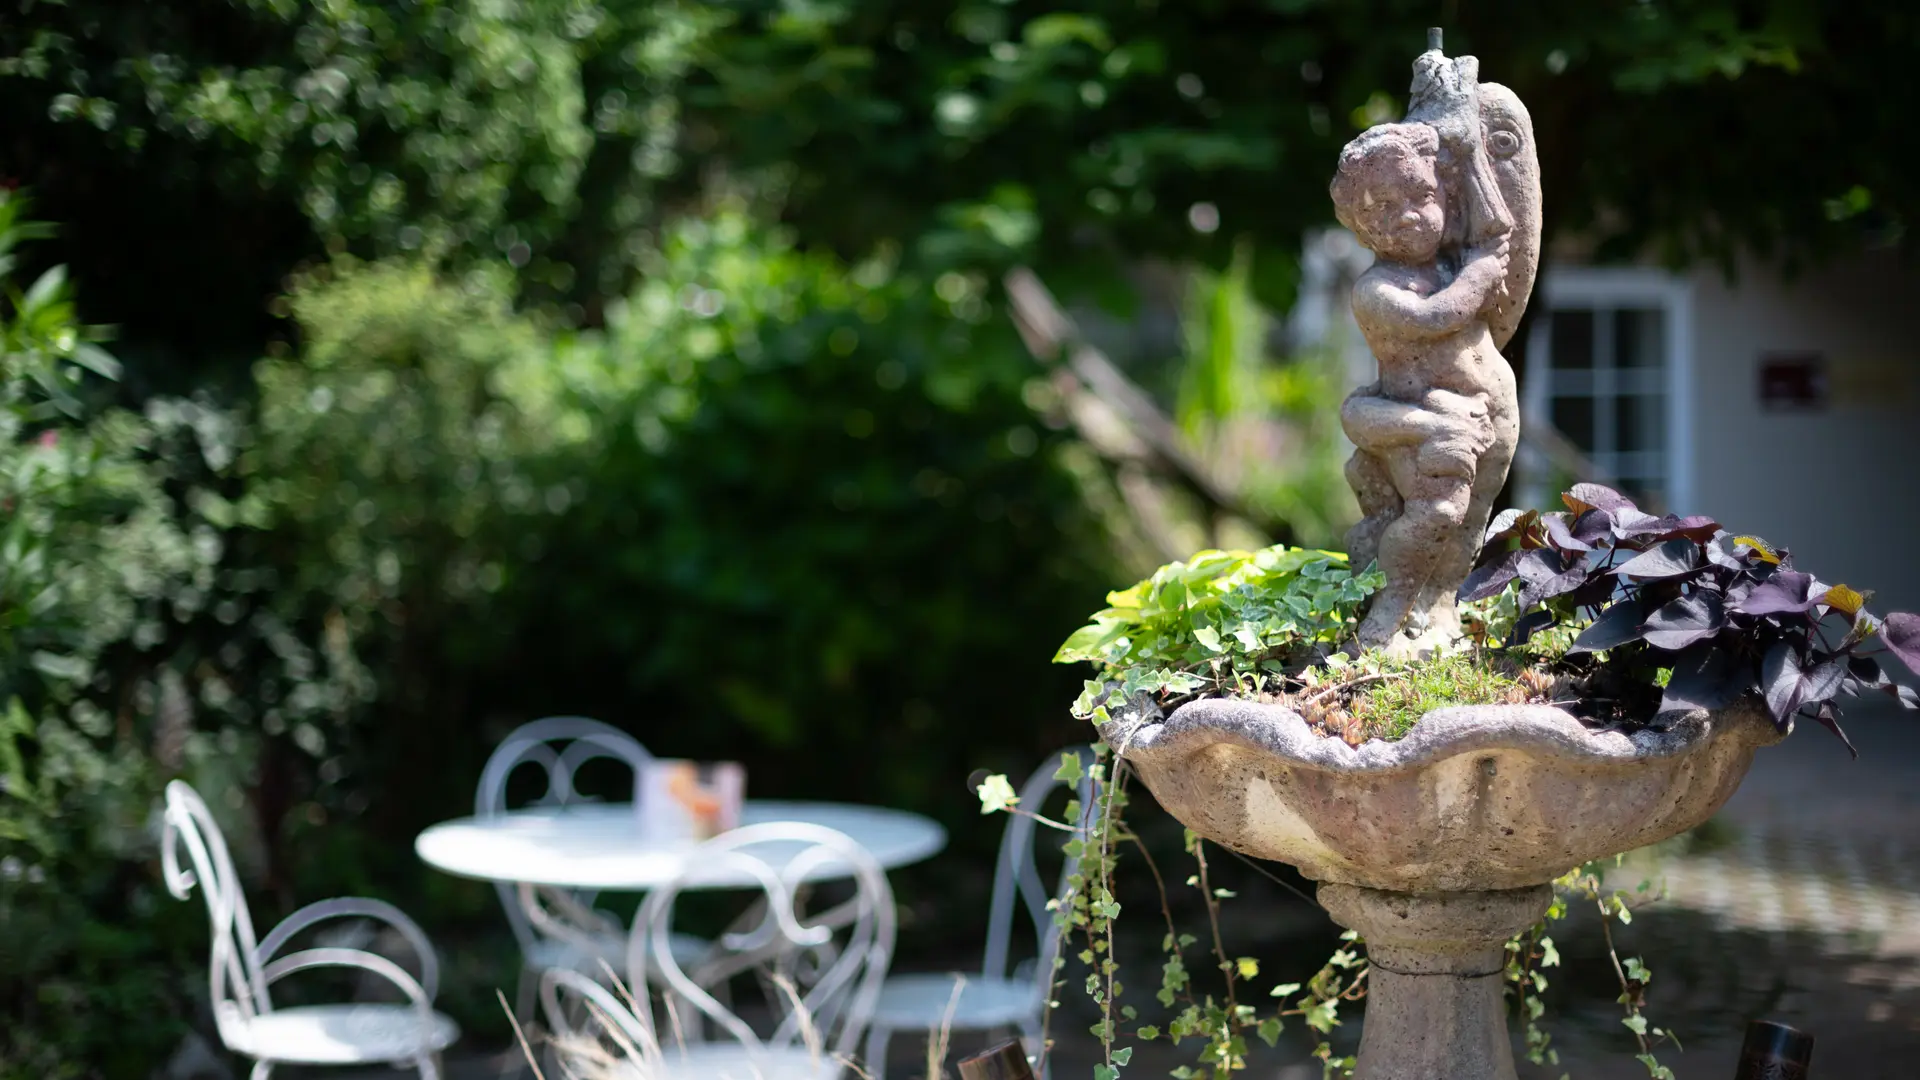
[1101,695,1784,893]
[1333,37,1541,658]
[1319,885,1549,1080]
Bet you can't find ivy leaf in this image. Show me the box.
[1053,752,1084,786]
[1257,1017,1283,1046]
[1234,957,1259,979]
[1269,982,1302,998]
[1622,1015,1649,1036]
[1192,625,1225,653]
[1112,1046,1133,1066]
[1094,1066,1119,1080]
[1136,1025,1160,1040]
[975,773,1018,814]
[1636,1055,1675,1080]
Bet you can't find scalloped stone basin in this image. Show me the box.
[1100,697,1784,893]
[1100,697,1784,1079]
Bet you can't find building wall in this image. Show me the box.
[1682,248,1920,614]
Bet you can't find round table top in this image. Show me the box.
[414,800,948,890]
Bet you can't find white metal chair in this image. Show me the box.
[860,746,1096,1079]
[477,716,707,1020]
[161,780,458,1080]
[541,822,897,1079]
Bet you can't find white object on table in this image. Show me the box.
[416,800,947,892]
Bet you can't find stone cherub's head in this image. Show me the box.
[1330,123,1444,264]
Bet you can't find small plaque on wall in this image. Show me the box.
[1758,352,1827,412]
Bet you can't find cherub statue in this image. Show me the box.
[1332,34,1541,657]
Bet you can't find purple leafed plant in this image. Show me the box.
[1461,483,1920,753]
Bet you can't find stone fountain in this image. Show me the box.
[1098,30,1783,1080]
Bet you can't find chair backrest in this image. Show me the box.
[160,780,273,1047]
[476,716,654,952]
[632,822,896,1070]
[981,745,1097,1002]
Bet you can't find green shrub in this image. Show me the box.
[1,195,221,1078]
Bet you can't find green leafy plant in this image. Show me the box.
[1055,545,1383,723]
[1463,482,1920,750]
[1003,747,1368,1080]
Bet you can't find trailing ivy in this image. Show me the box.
[993,747,1368,1080]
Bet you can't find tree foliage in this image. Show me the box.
[5,0,1917,381]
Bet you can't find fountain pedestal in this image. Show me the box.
[1319,885,1550,1080]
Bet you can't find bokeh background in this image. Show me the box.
[5,2,1920,1076]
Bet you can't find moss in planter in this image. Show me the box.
[1302,652,1549,746]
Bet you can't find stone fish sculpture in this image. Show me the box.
[1333,28,1542,656]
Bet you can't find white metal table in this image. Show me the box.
[415,800,948,891]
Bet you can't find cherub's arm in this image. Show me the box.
[1353,243,1508,339]
[1342,388,1491,450]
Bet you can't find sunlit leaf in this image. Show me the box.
[1818,583,1868,617]
[976,773,1018,814]
[1731,535,1781,564]
[1611,538,1702,579]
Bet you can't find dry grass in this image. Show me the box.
[522,970,969,1080]
[1298,652,1560,746]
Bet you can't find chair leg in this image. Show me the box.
[415,1054,442,1080]
[248,1061,274,1080]
[515,963,539,1029]
[863,1025,891,1080]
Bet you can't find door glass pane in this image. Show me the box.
[1615,309,1665,369]
[1615,394,1665,453]
[1551,309,1595,370]
[1550,396,1596,452]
